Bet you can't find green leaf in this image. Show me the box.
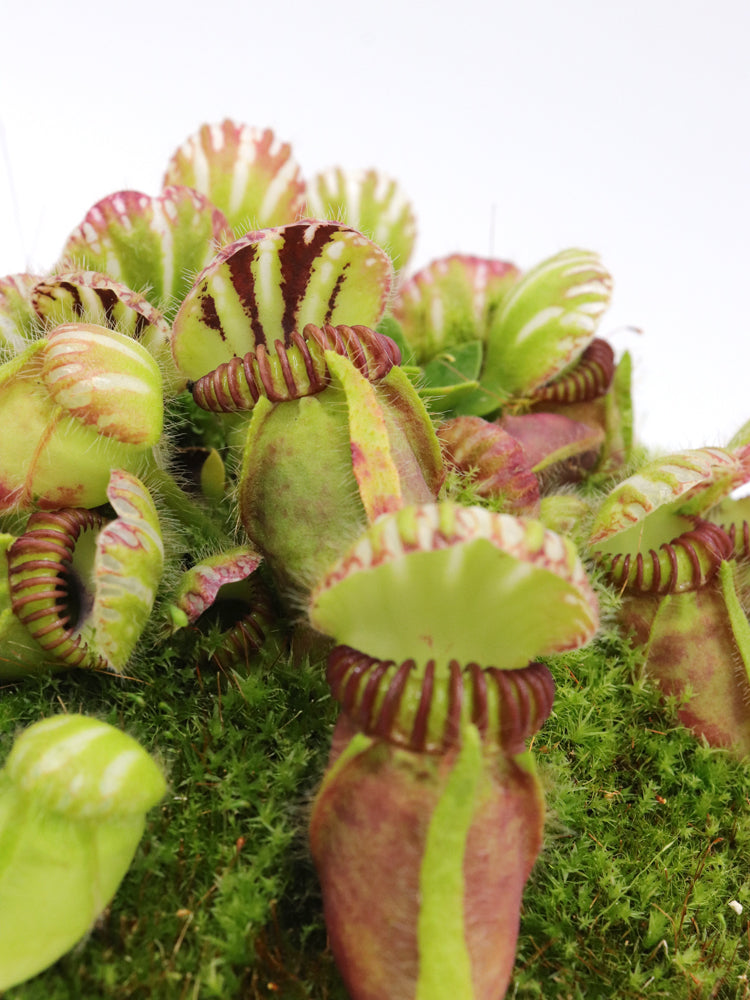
[482,248,612,397]
[306,167,416,274]
[163,120,305,234]
[171,221,393,381]
[58,188,233,320]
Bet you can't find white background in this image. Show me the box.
[1,0,748,453]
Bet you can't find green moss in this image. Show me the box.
[3,606,750,999]
[515,632,750,1000]
[3,455,750,999]
[0,641,342,999]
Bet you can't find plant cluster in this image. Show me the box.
[1,119,750,999]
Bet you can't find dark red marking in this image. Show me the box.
[94,287,120,324]
[133,311,150,340]
[279,223,338,338]
[226,242,266,346]
[58,281,85,317]
[198,285,225,339]
[325,262,350,322]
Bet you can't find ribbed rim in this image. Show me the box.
[191,323,400,411]
[7,509,108,670]
[594,518,732,595]
[327,645,555,755]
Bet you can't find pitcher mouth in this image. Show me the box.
[594,518,733,595]
[327,646,555,756]
[528,337,615,406]
[189,322,400,412]
[7,508,109,670]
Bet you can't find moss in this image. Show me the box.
[2,439,750,999]
[2,602,750,999]
[515,633,750,1000]
[0,642,343,999]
